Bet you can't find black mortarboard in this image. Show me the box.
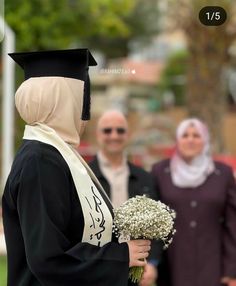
[8,48,97,80]
[9,48,97,120]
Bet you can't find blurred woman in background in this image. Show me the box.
[152,118,236,286]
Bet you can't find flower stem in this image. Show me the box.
[129,266,144,283]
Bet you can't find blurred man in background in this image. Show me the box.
[89,109,160,286]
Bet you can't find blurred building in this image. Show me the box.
[91,57,164,115]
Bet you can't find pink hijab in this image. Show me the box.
[170,118,215,188]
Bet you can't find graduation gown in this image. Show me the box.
[2,140,130,286]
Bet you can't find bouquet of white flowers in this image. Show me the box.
[113,195,176,283]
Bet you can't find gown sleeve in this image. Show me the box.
[16,151,130,286]
[223,167,236,278]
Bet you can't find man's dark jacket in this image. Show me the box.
[89,155,162,270]
[89,155,157,201]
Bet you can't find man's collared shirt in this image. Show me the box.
[97,151,129,208]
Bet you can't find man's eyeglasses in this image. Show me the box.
[101,127,127,135]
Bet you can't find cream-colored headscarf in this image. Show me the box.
[15,76,113,247]
[15,76,84,146]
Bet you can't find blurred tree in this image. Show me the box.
[5,0,159,58]
[159,50,188,106]
[5,0,133,50]
[167,0,236,152]
[86,0,160,57]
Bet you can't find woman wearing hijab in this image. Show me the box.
[151,118,236,286]
[2,49,151,286]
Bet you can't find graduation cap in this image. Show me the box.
[9,48,97,120]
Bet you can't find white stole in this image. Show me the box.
[23,123,113,247]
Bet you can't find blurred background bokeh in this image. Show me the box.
[1,0,236,285]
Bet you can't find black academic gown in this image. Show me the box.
[2,140,131,286]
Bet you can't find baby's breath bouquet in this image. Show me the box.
[113,195,176,283]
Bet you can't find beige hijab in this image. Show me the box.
[15,76,84,146]
[15,76,113,247]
